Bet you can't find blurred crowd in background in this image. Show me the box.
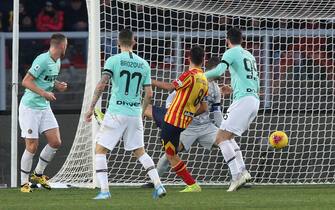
[0,0,88,32]
[0,0,333,111]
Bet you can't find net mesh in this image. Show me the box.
[50,0,335,187]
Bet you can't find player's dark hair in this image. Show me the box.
[227,27,243,45]
[119,29,134,47]
[50,33,67,45]
[206,56,221,70]
[189,45,204,66]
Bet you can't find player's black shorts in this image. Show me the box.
[152,105,167,129]
[161,120,185,155]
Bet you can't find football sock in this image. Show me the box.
[35,144,58,175]
[156,153,170,177]
[172,160,196,186]
[20,149,34,185]
[218,141,240,180]
[138,153,162,188]
[230,139,246,172]
[95,154,109,193]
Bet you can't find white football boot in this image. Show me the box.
[227,174,246,192]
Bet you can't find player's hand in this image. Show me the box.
[56,81,68,92]
[43,91,56,101]
[85,109,93,122]
[221,85,232,95]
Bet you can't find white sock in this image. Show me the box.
[230,139,246,172]
[95,154,109,193]
[138,153,162,189]
[218,141,241,180]
[35,144,58,175]
[20,150,34,185]
[156,153,170,177]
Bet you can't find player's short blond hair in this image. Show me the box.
[50,33,67,46]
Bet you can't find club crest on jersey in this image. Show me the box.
[184,111,194,117]
[176,79,183,87]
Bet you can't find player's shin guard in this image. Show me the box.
[218,141,240,180]
[230,139,246,172]
[20,150,34,185]
[95,154,109,193]
[35,144,57,175]
[138,153,162,188]
[156,153,170,177]
[173,161,196,186]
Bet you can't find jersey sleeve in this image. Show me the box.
[143,61,152,86]
[205,48,236,79]
[213,83,222,104]
[172,71,192,90]
[209,83,221,111]
[28,56,45,78]
[221,48,235,66]
[102,56,115,77]
[204,62,228,79]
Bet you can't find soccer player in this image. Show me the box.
[205,27,260,192]
[141,57,226,188]
[152,45,209,192]
[19,33,68,193]
[84,29,166,200]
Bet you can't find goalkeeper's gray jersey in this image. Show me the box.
[189,81,221,127]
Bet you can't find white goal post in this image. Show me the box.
[50,0,335,187]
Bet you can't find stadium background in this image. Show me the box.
[0,0,88,187]
[0,0,334,187]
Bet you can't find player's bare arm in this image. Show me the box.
[55,80,68,92]
[85,74,110,122]
[22,73,56,101]
[151,79,175,91]
[142,86,153,117]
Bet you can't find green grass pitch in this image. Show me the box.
[1,185,335,210]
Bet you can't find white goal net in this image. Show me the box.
[50,0,335,187]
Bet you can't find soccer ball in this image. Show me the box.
[269,131,288,149]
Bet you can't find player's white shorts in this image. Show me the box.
[220,96,260,136]
[19,103,59,139]
[180,123,217,151]
[96,113,144,151]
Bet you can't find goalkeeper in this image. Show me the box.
[142,57,231,188]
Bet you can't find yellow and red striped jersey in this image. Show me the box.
[164,68,208,128]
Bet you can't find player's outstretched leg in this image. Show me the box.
[31,128,61,190]
[141,153,170,188]
[134,148,166,199]
[156,153,170,177]
[230,139,251,182]
[20,140,36,193]
[93,144,111,200]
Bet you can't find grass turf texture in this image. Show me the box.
[1,185,335,210]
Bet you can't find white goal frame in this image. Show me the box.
[47,0,335,188]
